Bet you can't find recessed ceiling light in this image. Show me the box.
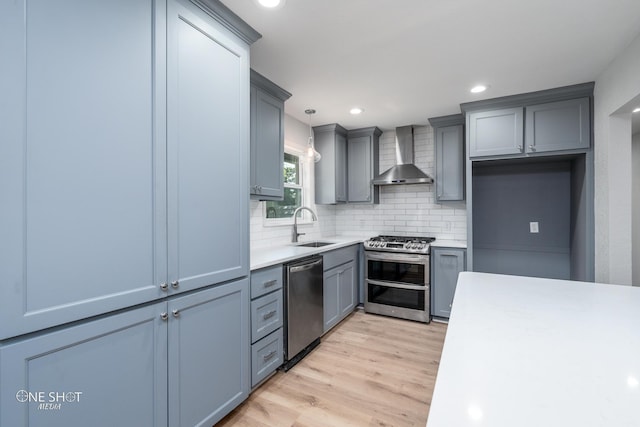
[633,107,640,113]
[257,0,284,8]
[350,107,364,115]
[470,85,488,94]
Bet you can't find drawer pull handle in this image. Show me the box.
[263,310,277,320]
[264,279,278,288]
[263,350,277,361]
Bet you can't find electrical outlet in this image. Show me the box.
[530,222,539,233]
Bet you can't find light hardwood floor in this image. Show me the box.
[217,310,447,427]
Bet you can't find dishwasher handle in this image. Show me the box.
[289,258,322,273]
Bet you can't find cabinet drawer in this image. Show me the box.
[250,265,283,299]
[323,244,358,271]
[251,291,283,343]
[251,328,283,387]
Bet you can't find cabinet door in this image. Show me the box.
[335,133,348,202]
[435,125,465,202]
[168,279,249,427]
[525,98,590,153]
[431,248,466,318]
[468,107,524,157]
[348,136,373,202]
[0,303,167,427]
[167,0,249,293]
[0,0,167,339]
[323,267,340,333]
[251,88,285,200]
[338,261,356,317]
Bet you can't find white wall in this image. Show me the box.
[633,131,640,285]
[250,114,335,250]
[334,126,467,240]
[594,32,640,285]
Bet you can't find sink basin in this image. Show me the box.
[296,241,334,248]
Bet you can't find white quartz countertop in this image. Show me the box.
[430,239,467,249]
[250,236,368,270]
[427,272,640,427]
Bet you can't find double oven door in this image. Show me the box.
[364,250,430,323]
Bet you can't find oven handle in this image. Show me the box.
[366,279,428,291]
[365,251,429,264]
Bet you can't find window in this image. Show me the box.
[265,152,303,219]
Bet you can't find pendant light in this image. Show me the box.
[305,109,321,162]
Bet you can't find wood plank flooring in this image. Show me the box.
[217,310,447,427]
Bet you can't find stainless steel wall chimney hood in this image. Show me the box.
[372,126,434,185]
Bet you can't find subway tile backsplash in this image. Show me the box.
[335,126,467,240]
[250,124,467,250]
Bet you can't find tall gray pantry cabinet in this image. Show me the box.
[0,0,260,426]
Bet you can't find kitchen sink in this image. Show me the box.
[296,241,334,248]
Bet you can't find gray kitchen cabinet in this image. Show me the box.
[314,124,348,204]
[0,0,166,340]
[250,70,292,200]
[466,93,591,160]
[347,127,382,203]
[525,97,590,153]
[167,0,250,294]
[0,0,256,340]
[468,107,524,158]
[323,245,359,333]
[168,279,249,427]
[429,115,465,202]
[431,247,466,319]
[0,302,167,427]
[0,278,250,427]
[249,265,284,387]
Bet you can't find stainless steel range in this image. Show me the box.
[364,236,435,323]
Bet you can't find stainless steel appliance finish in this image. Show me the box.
[364,235,434,323]
[283,255,323,370]
[364,235,435,254]
[372,126,434,185]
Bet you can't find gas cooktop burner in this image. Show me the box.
[364,235,435,254]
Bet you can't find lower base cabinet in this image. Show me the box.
[323,245,359,333]
[249,265,284,388]
[431,247,467,319]
[0,279,249,427]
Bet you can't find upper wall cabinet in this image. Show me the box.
[0,0,258,340]
[525,98,590,153]
[429,115,465,202]
[250,70,292,201]
[463,83,593,160]
[314,124,348,204]
[347,127,382,204]
[468,107,524,157]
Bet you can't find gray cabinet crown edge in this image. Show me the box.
[428,114,464,127]
[313,123,348,135]
[190,0,262,44]
[347,126,382,138]
[250,69,292,101]
[460,82,594,114]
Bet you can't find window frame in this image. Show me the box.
[262,146,313,226]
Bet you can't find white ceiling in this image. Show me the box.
[221,0,640,131]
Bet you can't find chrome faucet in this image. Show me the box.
[292,206,318,242]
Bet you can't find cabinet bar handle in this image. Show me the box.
[263,350,277,361]
[263,279,277,288]
[262,310,277,320]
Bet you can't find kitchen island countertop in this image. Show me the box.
[427,272,640,427]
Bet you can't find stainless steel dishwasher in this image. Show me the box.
[283,255,323,370]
